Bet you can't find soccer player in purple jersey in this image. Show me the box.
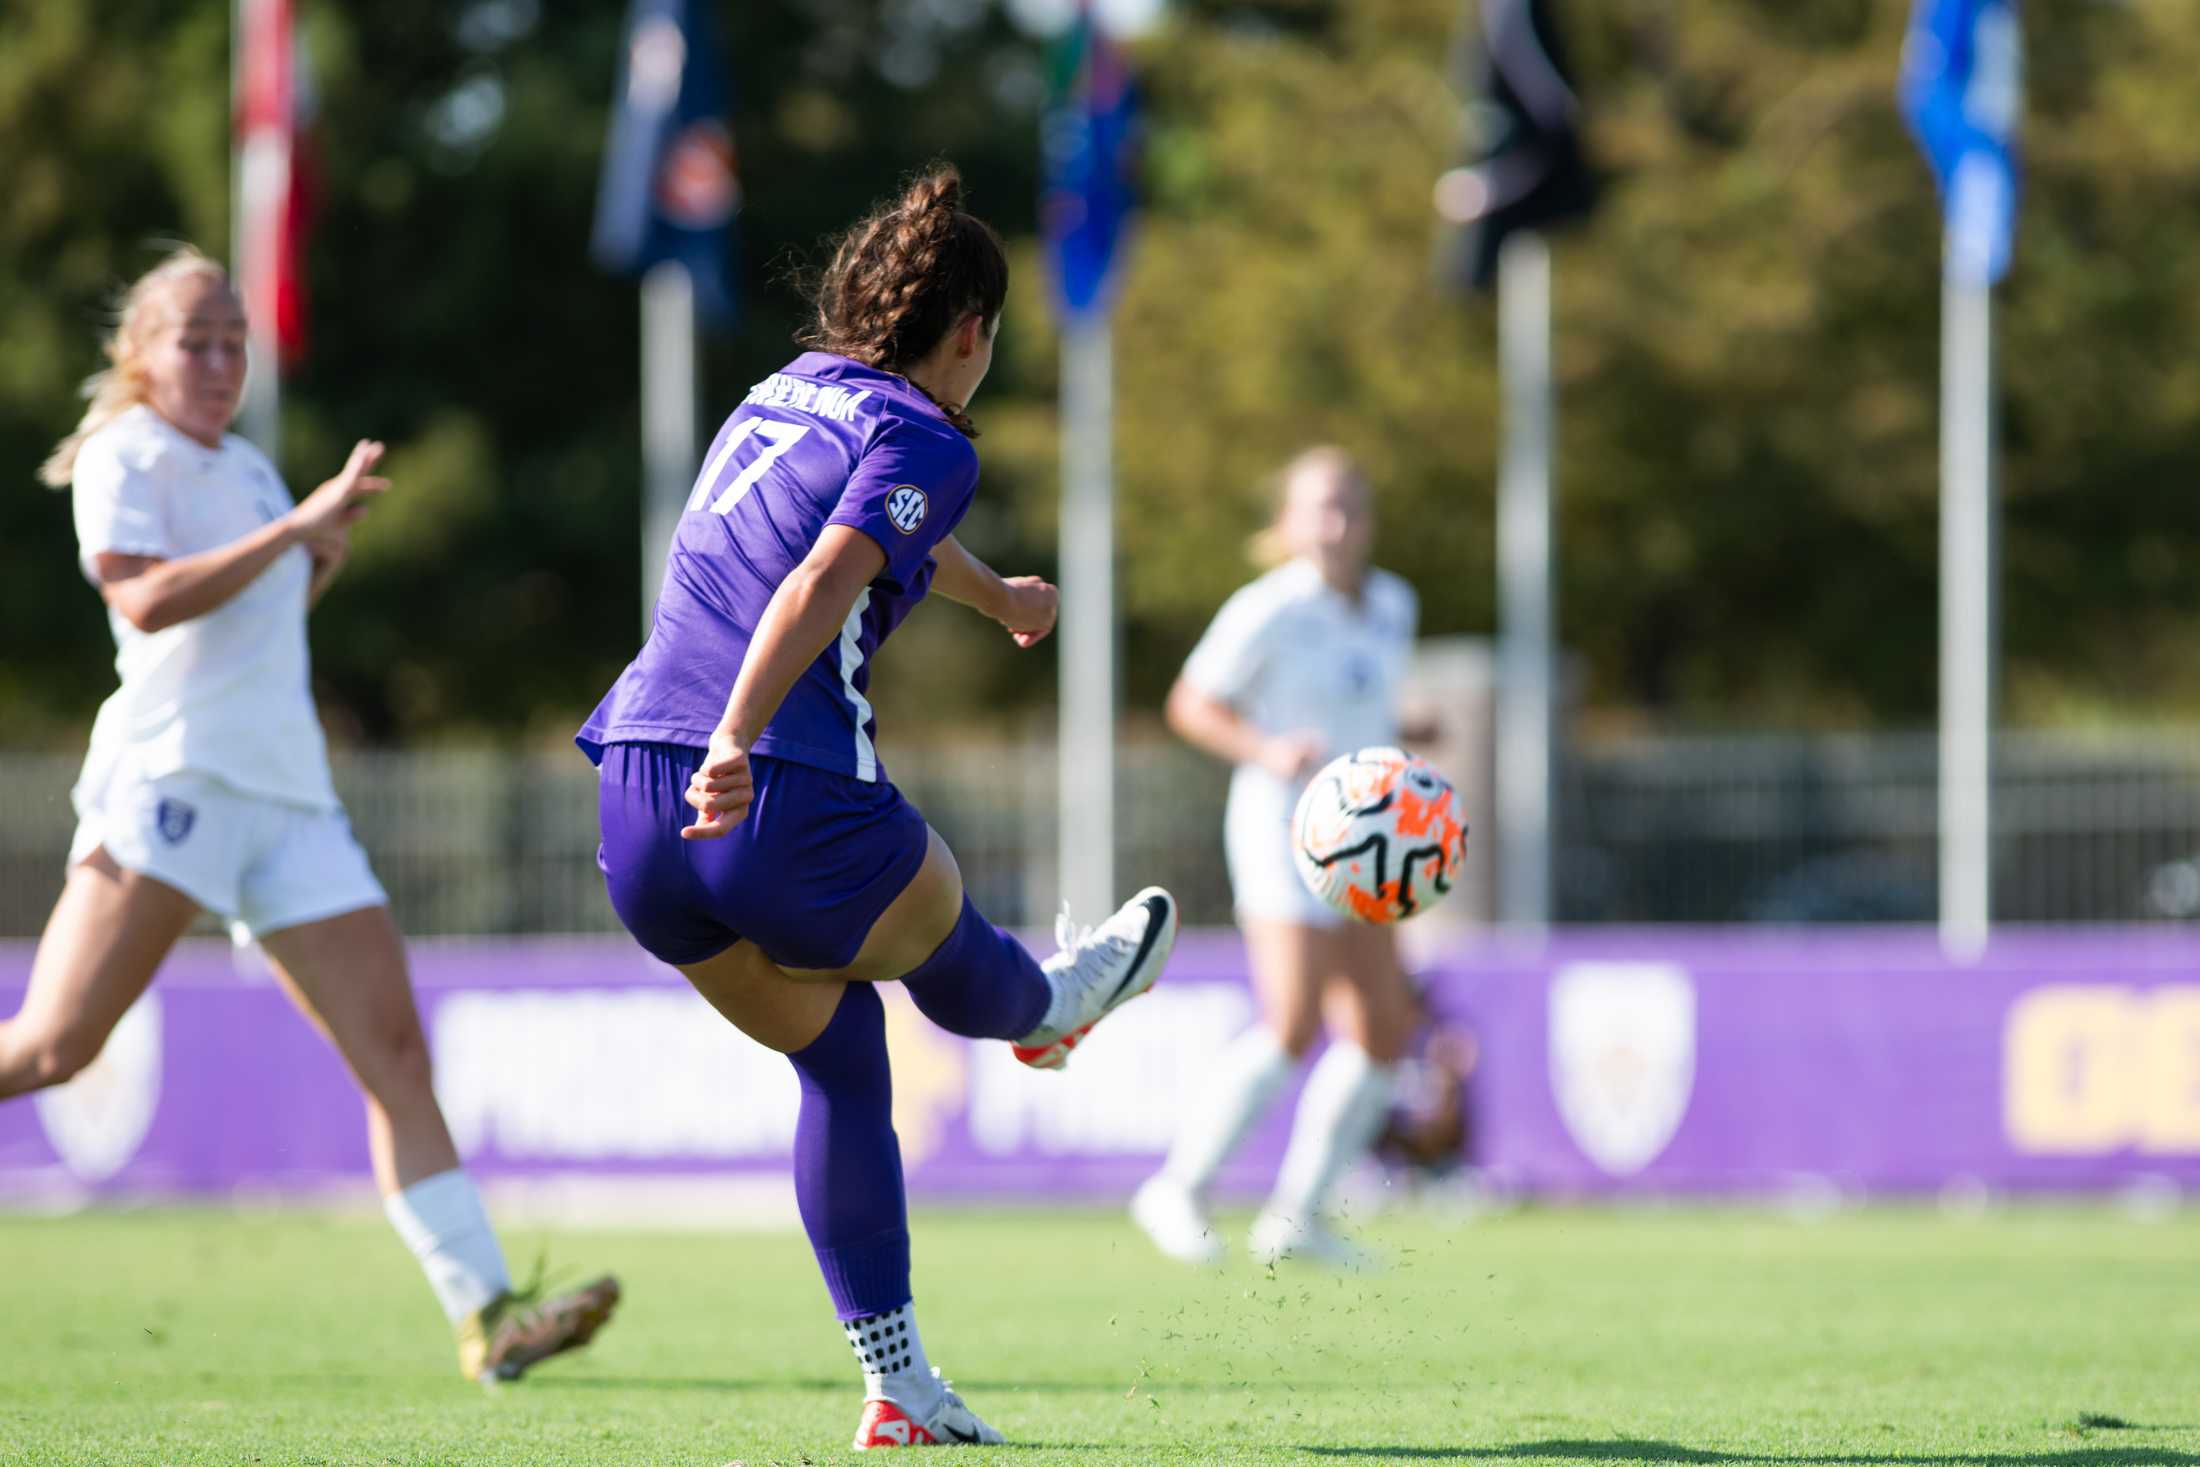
[581,166,1178,1450]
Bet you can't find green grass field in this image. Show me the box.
[0,1204,2194,1466]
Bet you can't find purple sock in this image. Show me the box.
[788,984,910,1320]
[896,895,1051,1040]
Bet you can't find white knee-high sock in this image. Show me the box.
[1158,1026,1294,1195]
[1266,1043,1397,1223]
[384,1168,512,1322]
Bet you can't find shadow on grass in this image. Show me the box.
[955,1378,1388,1395]
[549,1374,845,1393]
[545,1375,1385,1396]
[1301,1441,2200,1466]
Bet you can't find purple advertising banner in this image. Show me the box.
[2,929,2197,1206]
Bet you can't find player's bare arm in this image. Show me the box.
[931,534,1056,647]
[93,438,386,632]
[686,523,887,838]
[1164,676,1323,781]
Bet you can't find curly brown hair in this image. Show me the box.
[802,164,1007,437]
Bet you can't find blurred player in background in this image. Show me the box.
[581,166,1177,1450]
[1132,446,1422,1269]
[2,247,619,1383]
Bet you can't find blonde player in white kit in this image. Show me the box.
[1133,446,1422,1268]
[2,247,616,1381]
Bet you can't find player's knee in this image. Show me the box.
[365,1019,437,1102]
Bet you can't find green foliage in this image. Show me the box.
[5,2,2200,744]
[1079,0,2200,724]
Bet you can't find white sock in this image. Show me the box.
[844,1302,938,1407]
[1266,1043,1397,1223]
[383,1168,512,1323]
[1158,1026,1294,1196]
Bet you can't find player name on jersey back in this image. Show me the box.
[743,373,873,423]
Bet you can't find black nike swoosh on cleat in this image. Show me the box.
[938,1421,980,1444]
[1101,894,1174,1007]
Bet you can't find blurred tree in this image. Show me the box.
[1081,0,2200,727]
[0,0,1048,745]
[4,0,2200,748]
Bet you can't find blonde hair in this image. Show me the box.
[1246,445,1368,566]
[39,245,235,489]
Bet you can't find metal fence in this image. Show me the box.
[3,728,2198,938]
[1559,730,2200,923]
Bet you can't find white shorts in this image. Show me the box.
[1223,769,1347,929]
[69,766,387,944]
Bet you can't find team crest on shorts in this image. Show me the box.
[885,485,928,534]
[155,798,196,846]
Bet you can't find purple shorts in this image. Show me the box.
[593,741,930,969]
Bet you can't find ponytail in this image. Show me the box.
[802,164,1008,437]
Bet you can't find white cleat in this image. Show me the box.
[1249,1209,1379,1272]
[852,1370,1005,1449]
[1012,887,1178,1071]
[1131,1175,1225,1266]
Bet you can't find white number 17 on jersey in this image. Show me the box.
[688,417,813,515]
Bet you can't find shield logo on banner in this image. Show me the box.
[1549,962,1695,1176]
[33,994,164,1183]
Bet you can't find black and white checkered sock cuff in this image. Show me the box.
[844,1303,917,1376]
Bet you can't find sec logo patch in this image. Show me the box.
[885,485,928,535]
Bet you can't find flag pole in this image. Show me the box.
[1058,314,1117,920]
[1938,252,1995,960]
[1046,3,1132,923]
[1900,0,2018,961]
[639,260,697,632]
[231,0,281,455]
[1495,229,1554,931]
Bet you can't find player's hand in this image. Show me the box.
[998,575,1057,648]
[1260,732,1327,782]
[306,531,349,601]
[291,440,390,545]
[682,730,754,839]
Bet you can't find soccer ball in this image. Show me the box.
[1291,747,1469,924]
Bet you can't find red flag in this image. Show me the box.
[235,0,314,368]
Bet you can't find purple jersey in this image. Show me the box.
[578,353,977,781]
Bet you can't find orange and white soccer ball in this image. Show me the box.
[1291,747,1470,924]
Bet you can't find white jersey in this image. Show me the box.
[1182,559,1418,921]
[70,404,338,813]
[1181,557,1418,772]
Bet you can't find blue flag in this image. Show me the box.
[1899,0,2023,287]
[592,0,740,322]
[1041,13,1138,321]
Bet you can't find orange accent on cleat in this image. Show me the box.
[1013,888,1177,1072]
[852,1371,1004,1446]
[853,1398,941,1449]
[1010,1025,1086,1070]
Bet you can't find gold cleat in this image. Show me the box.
[456,1274,621,1383]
